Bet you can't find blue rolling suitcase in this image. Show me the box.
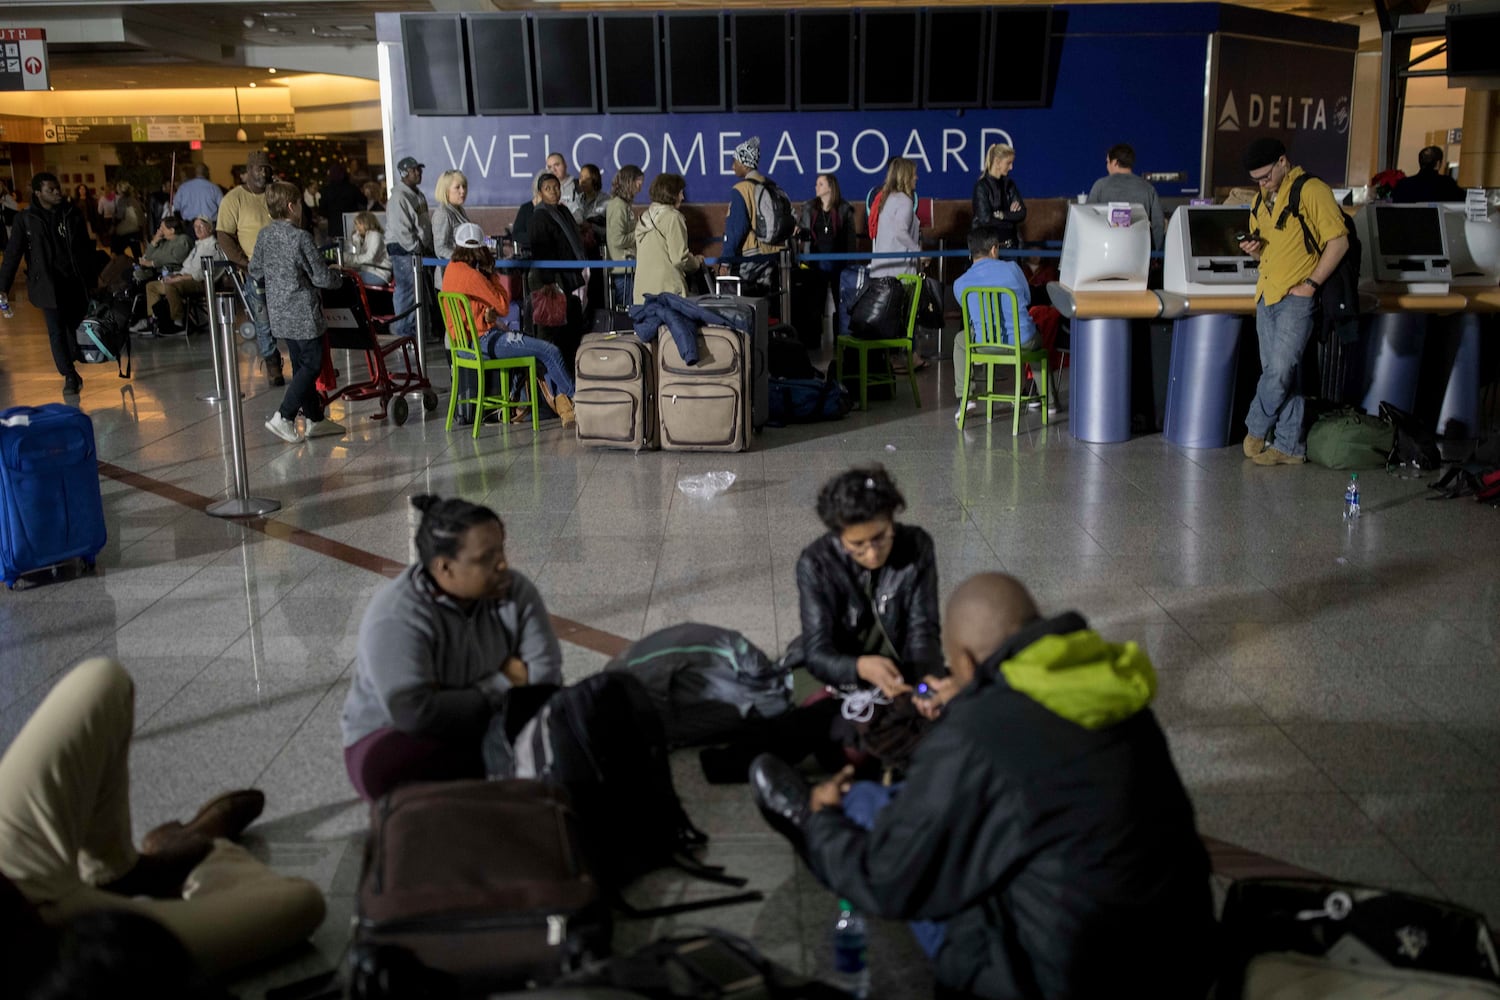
[0,405,107,588]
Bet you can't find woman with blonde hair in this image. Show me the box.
[971,143,1026,246]
[869,158,920,279]
[431,169,472,261]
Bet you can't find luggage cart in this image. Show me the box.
[318,268,438,425]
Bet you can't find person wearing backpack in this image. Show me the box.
[721,136,793,298]
[1237,137,1351,467]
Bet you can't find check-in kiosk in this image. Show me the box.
[1350,204,1461,417]
[1160,205,1259,448]
[1052,203,1156,443]
[1439,206,1500,436]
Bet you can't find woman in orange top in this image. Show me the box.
[442,223,575,426]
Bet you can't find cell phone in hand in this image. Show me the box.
[1236,231,1258,245]
[914,682,936,700]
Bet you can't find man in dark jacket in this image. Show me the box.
[752,572,1215,999]
[1392,146,1464,204]
[0,173,96,393]
[319,163,364,241]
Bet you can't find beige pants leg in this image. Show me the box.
[0,659,326,977]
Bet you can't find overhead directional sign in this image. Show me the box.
[0,28,49,92]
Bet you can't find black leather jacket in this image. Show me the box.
[971,174,1027,245]
[783,523,942,689]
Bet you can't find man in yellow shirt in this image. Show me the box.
[216,150,283,386]
[1236,138,1348,466]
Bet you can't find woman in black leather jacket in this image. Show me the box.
[785,466,943,695]
[971,143,1027,246]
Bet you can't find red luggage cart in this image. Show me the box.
[318,268,438,425]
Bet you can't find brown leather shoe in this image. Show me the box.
[555,394,576,428]
[1243,433,1266,458]
[141,789,265,854]
[102,836,212,898]
[1251,446,1307,466]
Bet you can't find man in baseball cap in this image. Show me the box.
[1236,136,1349,466]
[386,157,433,339]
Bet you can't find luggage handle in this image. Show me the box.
[713,275,742,296]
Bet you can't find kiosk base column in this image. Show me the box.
[1438,313,1482,439]
[1164,314,1242,449]
[1354,312,1425,416]
[1071,318,1133,444]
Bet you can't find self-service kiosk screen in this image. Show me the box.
[1187,209,1251,258]
[1375,207,1444,256]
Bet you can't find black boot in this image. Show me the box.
[151,298,181,336]
[265,353,286,387]
[748,754,812,853]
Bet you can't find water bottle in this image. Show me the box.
[0,294,13,319]
[832,899,870,999]
[1343,473,1360,521]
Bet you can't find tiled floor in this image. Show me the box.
[2,296,1499,997]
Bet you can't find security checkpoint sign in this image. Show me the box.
[0,28,49,91]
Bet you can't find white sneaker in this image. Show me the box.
[265,412,305,444]
[304,418,347,439]
[129,317,153,333]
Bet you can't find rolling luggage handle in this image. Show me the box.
[203,258,281,519]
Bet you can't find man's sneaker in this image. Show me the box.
[1251,446,1306,467]
[1243,433,1266,458]
[265,412,304,444]
[265,356,286,388]
[129,317,153,333]
[304,417,346,439]
[63,374,82,394]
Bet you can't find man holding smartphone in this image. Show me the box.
[1237,137,1349,466]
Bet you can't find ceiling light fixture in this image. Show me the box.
[248,81,257,88]
[267,67,276,74]
[233,86,247,143]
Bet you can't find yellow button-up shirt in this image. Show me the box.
[1251,166,1347,306]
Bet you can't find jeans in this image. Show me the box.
[480,329,576,399]
[1248,292,1317,456]
[611,274,633,310]
[391,249,417,339]
[841,781,948,960]
[241,272,280,365]
[277,336,326,423]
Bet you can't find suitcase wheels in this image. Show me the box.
[391,396,409,426]
[422,390,439,413]
[237,320,257,341]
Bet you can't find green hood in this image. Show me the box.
[999,629,1156,729]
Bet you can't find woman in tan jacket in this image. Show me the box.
[632,173,703,305]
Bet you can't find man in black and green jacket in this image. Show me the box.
[758,573,1216,999]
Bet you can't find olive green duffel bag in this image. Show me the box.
[1306,408,1390,469]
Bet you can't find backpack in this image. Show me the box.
[1305,407,1390,470]
[1253,173,1361,343]
[75,292,133,378]
[749,179,796,248]
[512,672,761,917]
[1380,400,1441,471]
[605,623,794,747]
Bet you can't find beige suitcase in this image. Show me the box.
[574,333,658,452]
[656,324,752,452]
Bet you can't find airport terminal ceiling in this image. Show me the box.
[6,0,1383,93]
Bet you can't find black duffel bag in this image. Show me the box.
[847,276,909,341]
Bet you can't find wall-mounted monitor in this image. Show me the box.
[600,14,661,112]
[1164,205,1258,295]
[796,12,856,111]
[1356,204,1452,290]
[402,14,470,116]
[468,14,533,115]
[987,8,1053,107]
[534,15,598,114]
[860,10,921,110]
[924,9,987,108]
[1059,203,1152,292]
[665,13,725,113]
[1446,9,1500,81]
[732,13,790,112]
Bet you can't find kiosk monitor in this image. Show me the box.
[1164,205,1259,295]
[1357,204,1452,291]
[1438,205,1500,287]
[1059,203,1151,292]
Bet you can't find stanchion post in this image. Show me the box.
[779,248,793,321]
[197,258,229,403]
[411,255,429,378]
[207,261,281,519]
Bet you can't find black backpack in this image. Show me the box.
[512,672,762,917]
[76,291,133,378]
[1254,173,1361,344]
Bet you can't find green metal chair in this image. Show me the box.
[437,291,539,436]
[956,286,1050,435]
[834,272,923,411]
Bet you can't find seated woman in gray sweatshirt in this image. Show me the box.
[341,494,563,800]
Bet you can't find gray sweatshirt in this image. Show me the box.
[340,564,563,748]
[1086,172,1166,250]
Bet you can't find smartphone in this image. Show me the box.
[1235,231,1258,244]
[914,682,935,700]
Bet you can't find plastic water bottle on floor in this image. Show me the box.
[0,294,13,319]
[832,899,870,999]
[1343,473,1361,521]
